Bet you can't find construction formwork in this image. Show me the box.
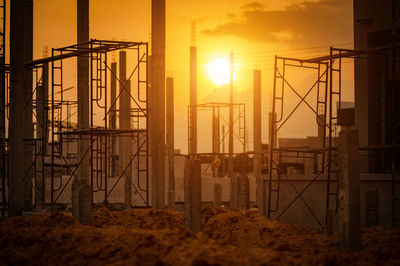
[24,40,149,213]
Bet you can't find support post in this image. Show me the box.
[184,158,201,232]
[228,52,234,177]
[73,0,91,225]
[23,0,33,211]
[189,46,197,155]
[166,77,175,210]
[150,0,166,209]
[119,51,132,209]
[109,62,117,178]
[36,63,48,209]
[229,52,235,208]
[9,0,25,216]
[337,127,361,250]
[212,110,220,177]
[238,175,250,210]
[214,183,222,207]
[253,70,263,215]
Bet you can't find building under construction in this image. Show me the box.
[0,0,400,265]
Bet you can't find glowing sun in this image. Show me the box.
[205,57,231,86]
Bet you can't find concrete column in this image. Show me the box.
[212,112,219,177]
[337,127,361,250]
[119,51,132,209]
[166,77,175,210]
[189,46,197,155]
[238,175,250,210]
[73,0,91,225]
[228,52,234,207]
[230,175,238,208]
[9,0,25,216]
[228,52,234,177]
[36,63,48,209]
[214,183,222,207]
[150,0,166,209]
[184,158,201,232]
[231,174,250,210]
[109,62,117,177]
[268,112,277,149]
[253,70,264,215]
[23,0,33,211]
[317,114,325,146]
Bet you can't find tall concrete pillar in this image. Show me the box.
[109,62,117,177]
[9,0,26,216]
[189,46,197,155]
[212,112,220,177]
[268,112,277,149]
[166,77,175,210]
[36,63,48,209]
[23,0,33,211]
[184,158,201,232]
[317,114,325,147]
[228,52,234,207]
[253,70,264,215]
[337,127,361,250]
[73,0,91,225]
[228,52,234,177]
[119,51,132,209]
[150,0,166,209]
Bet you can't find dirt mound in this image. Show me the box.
[93,206,186,231]
[1,206,400,265]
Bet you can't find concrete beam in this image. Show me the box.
[150,0,166,209]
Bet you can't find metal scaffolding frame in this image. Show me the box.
[268,43,400,228]
[268,56,330,229]
[187,102,247,175]
[24,39,149,212]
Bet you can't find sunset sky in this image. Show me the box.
[27,0,354,153]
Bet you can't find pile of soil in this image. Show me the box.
[0,206,399,265]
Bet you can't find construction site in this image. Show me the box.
[1,0,400,265]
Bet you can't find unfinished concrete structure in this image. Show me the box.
[354,0,400,225]
[166,77,175,210]
[73,0,91,224]
[150,0,166,209]
[9,0,27,216]
[189,46,197,155]
[253,70,263,215]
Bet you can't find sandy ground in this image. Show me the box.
[0,206,399,265]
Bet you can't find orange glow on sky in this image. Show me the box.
[28,0,354,153]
